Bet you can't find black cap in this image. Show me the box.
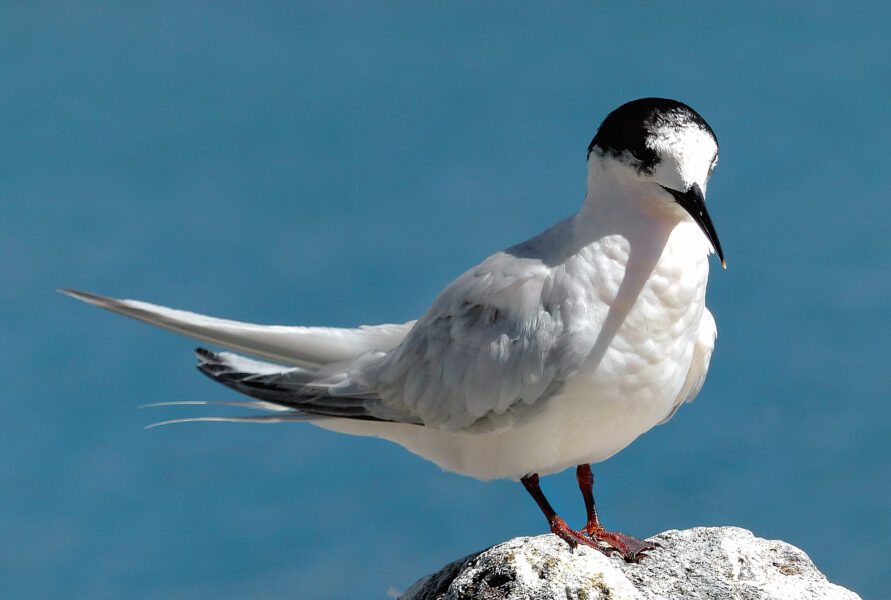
[588,98,717,173]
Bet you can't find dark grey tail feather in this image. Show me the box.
[194,347,393,421]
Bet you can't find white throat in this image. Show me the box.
[576,153,712,263]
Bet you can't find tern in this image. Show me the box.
[63,97,724,562]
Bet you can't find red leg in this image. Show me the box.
[576,464,598,527]
[520,473,611,556]
[575,464,658,563]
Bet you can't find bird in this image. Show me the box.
[63,97,724,562]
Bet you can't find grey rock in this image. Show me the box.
[402,527,860,600]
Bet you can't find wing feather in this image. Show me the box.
[362,251,566,431]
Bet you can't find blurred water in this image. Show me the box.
[2,3,889,598]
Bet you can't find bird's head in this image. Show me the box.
[587,98,724,267]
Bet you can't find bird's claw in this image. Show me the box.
[548,516,614,557]
[580,524,658,563]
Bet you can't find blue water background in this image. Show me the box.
[3,3,889,598]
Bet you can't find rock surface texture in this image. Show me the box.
[402,527,860,600]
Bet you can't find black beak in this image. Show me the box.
[660,183,725,268]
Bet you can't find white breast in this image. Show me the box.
[530,221,711,474]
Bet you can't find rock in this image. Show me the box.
[401,526,860,600]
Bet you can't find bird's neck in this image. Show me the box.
[571,157,711,264]
[580,156,673,222]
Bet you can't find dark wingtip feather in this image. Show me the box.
[191,347,407,423]
[195,347,217,361]
[195,348,225,380]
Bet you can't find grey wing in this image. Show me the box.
[184,250,572,431]
[658,307,717,425]
[345,252,567,432]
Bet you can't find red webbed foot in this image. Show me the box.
[549,516,615,557]
[582,524,658,563]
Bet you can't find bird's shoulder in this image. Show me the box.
[425,215,587,318]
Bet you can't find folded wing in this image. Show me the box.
[364,251,568,431]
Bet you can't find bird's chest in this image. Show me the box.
[557,230,709,403]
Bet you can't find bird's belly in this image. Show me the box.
[382,299,702,479]
[536,350,692,469]
[319,336,696,481]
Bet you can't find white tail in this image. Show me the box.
[60,289,414,368]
